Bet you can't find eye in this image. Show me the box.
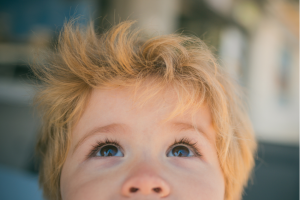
[167,145,194,157]
[95,145,124,157]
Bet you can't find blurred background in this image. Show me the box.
[0,0,298,199]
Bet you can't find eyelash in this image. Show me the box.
[87,137,202,158]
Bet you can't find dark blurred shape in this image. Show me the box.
[243,142,299,200]
[0,102,39,170]
[0,0,97,173]
[0,164,42,200]
[0,0,96,42]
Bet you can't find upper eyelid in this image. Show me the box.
[169,143,195,151]
[168,138,197,149]
[167,144,192,154]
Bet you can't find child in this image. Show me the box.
[33,20,256,200]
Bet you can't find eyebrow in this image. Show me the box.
[73,123,126,154]
[171,122,212,142]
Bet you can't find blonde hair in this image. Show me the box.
[33,20,256,200]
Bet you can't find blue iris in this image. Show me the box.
[96,145,123,157]
[167,146,193,157]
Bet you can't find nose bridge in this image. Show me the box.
[121,162,171,197]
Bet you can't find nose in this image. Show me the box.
[121,169,171,197]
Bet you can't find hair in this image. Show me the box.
[33,19,256,200]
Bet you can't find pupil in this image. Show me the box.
[100,145,118,156]
[172,146,189,157]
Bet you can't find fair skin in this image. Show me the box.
[60,86,225,200]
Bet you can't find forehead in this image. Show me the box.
[90,85,210,119]
[73,86,215,143]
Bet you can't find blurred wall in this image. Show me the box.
[99,0,180,35]
[248,11,299,144]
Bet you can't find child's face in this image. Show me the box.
[60,87,225,200]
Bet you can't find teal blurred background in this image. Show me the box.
[0,0,298,199]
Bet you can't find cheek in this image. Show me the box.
[167,159,225,200]
[62,177,116,200]
[60,158,125,200]
[61,166,123,200]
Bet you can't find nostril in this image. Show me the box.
[153,187,162,193]
[121,173,171,197]
[130,187,139,193]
